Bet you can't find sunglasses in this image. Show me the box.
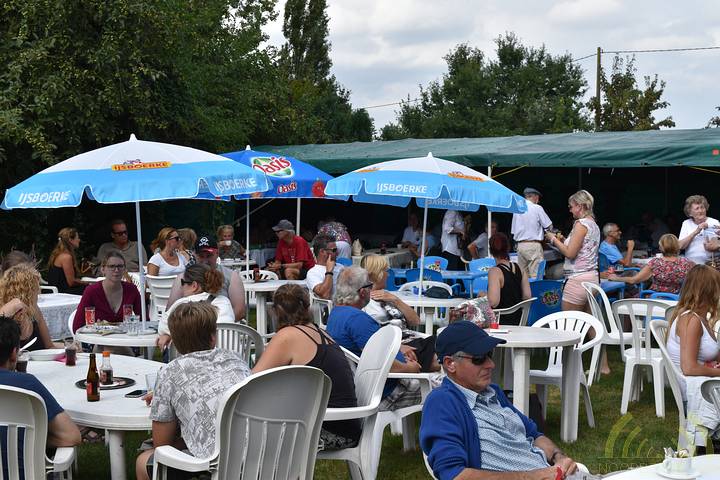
[357,282,374,293]
[455,352,493,365]
[112,230,128,236]
[180,279,194,286]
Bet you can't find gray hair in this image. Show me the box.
[683,195,709,217]
[602,223,617,237]
[334,266,368,305]
[568,190,594,216]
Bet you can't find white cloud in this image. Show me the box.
[548,0,622,23]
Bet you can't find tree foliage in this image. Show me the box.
[587,55,675,131]
[380,33,590,140]
[707,107,720,128]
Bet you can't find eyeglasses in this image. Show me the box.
[454,352,493,365]
[168,236,179,241]
[112,230,128,236]
[180,279,193,286]
[104,264,125,271]
[357,282,373,293]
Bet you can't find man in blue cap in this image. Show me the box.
[420,321,577,480]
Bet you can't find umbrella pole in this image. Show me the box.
[419,204,428,301]
[487,166,492,257]
[246,200,250,272]
[135,201,147,330]
[296,198,301,236]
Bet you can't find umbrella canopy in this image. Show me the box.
[1,134,269,324]
[2,134,268,208]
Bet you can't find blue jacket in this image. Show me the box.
[419,378,542,480]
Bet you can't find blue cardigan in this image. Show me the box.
[419,378,543,480]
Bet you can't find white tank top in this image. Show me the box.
[667,310,719,367]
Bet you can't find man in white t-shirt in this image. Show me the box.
[306,234,345,300]
[511,188,553,278]
[441,210,465,270]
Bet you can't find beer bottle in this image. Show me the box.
[86,353,100,402]
[100,351,113,385]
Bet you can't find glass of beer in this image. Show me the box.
[84,307,96,327]
[64,338,77,366]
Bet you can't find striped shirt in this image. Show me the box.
[449,379,549,472]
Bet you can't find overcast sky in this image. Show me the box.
[264,0,720,134]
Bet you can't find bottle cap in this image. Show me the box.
[102,351,110,357]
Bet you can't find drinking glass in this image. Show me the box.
[84,307,96,327]
[145,373,158,394]
[127,314,139,336]
[64,338,77,366]
[16,351,30,373]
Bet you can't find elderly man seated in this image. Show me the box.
[420,321,578,480]
[599,223,635,271]
[326,266,422,411]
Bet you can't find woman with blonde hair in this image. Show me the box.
[666,264,720,450]
[678,194,719,265]
[0,264,54,350]
[545,190,600,311]
[147,227,186,276]
[608,233,694,294]
[47,227,86,294]
[360,254,420,327]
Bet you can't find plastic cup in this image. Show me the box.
[127,315,139,336]
[145,373,158,394]
[122,304,134,320]
[64,338,77,366]
[16,351,30,373]
[84,307,96,327]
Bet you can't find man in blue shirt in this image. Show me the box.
[599,223,635,271]
[326,266,421,410]
[0,313,81,449]
[420,321,578,480]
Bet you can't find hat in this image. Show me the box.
[195,233,217,251]
[523,187,541,197]
[435,321,506,362]
[272,219,295,232]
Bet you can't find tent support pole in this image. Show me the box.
[487,166,492,257]
[246,200,251,272]
[419,204,428,303]
[296,198,301,236]
[135,201,147,330]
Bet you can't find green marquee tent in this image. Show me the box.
[258,128,720,174]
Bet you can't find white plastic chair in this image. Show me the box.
[398,281,452,296]
[649,318,689,450]
[612,299,668,417]
[146,274,177,322]
[700,378,720,418]
[153,365,331,480]
[40,285,59,294]
[492,297,537,326]
[318,325,402,480]
[216,323,264,367]
[0,385,76,479]
[238,270,278,307]
[309,292,334,328]
[582,281,634,386]
[529,311,604,427]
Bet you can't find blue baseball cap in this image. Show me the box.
[436,321,506,362]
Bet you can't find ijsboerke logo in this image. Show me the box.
[251,156,294,178]
[111,159,171,171]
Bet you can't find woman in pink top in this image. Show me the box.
[545,190,600,312]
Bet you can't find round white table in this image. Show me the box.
[489,326,582,443]
[38,293,82,340]
[219,258,257,270]
[242,279,306,335]
[75,329,158,348]
[29,354,162,480]
[395,290,466,334]
[604,454,719,479]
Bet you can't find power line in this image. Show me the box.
[572,45,720,62]
[361,98,420,110]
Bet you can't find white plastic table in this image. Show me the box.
[604,454,719,479]
[243,279,306,335]
[75,329,158,348]
[395,291,466,333]
[29,354,162,480]
[488,326,582,443]
[218,258,257,270]
[38,293,82,340]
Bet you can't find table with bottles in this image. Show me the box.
[28,353,163,480]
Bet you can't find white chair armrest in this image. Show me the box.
[324,405,379,421]
[48,447,75,472]
[387,372,434,381]
[153,445,211,473]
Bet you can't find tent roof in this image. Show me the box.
[257,128,720,174]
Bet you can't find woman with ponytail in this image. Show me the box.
[47,227,87,294]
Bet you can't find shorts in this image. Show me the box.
[146,452,210,480]
[562,271,598,306]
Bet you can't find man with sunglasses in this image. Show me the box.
[306,234,344,300]
[420,321,578,480]
[96,219,148,272]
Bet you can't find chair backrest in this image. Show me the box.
[40,285,59,294]
[238,270,279,281]
[406,268,443,283]
[471,276,489,296]
[398,281,452,296]
[385,268,399,291]
[532,311,605,370]
[534,259,547,281]
[598,252,611,272]
[336,257,352,267]
[216,323,264,366]
[68,310,76,336]
[0,385,51,480]
[213,365,331,480]
[309,293,334,328]
[353,326,401,408]
[612,299,669,360]
[528,280,563,326]
[419,256,448,271]
[468,258,496,273]
[649,320,686,429]
[700,378,720,418]
[146,274,178,318]
[582,281,621,339]
[649,291,679,301]
[126,271,144,291]
[492,297,537,327]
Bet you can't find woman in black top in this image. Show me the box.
[252,283,360,450]
[486,233,532,325]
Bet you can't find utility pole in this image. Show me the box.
[595,46,602,131]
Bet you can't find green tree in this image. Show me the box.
[381,33,590,140]
[707,107,720,128]
[588,55,675,131]
[280,0,332,84]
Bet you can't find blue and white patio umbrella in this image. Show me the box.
[325,153,526,276]
[2,134,270,323]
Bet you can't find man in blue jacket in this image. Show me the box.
[420,321,578,480]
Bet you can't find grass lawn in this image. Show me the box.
[73,346,683,479]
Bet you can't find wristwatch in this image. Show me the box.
[325,271,333,276]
